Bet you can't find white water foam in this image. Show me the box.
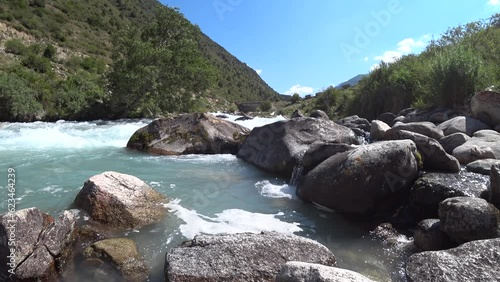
[255,180,295,199]
[210,112,286,130]
[165,199,302,239]
[0,119,150,150]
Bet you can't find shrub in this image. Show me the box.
[259,100,272,112]
[21,53,52,73]
[290,93,301,104]
[43,44,56,59]
[0,72,43,121]
[4,39,27,55]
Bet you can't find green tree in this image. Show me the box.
[290,93,301,103]
[107,6,214,118]
[0,72,43,121]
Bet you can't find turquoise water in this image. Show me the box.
[0,116,406,281]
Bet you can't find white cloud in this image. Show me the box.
[255,69,262,75]
[364,57,369,62]
[370,34,431,70]
[487,0,500,6]
[284,84,314,97]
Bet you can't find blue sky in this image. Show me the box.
[160,0,500,96]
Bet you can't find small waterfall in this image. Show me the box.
[290,164,304,186]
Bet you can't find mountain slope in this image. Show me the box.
[336,74,367,89]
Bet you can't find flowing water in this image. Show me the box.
[0,114,407,281]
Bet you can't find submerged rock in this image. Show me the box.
[127,113,250,155]
[276,261,375,282]
[237,117,359,177]
[409,172,490,220]
[165,232,336,282]
[406,238,500,282]
[437,116,490,136]
[74,171,167,229]
[439,197,500,244]
[82,238,148,282]
[297,140,419,214]
[0,208,77,281]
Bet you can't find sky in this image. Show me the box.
[159,0,500,96]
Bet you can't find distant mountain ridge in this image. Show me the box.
[336,74,367,89]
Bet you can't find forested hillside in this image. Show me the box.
[0,0,278,121]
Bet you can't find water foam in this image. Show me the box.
[165,199,302,239]
[255,180,295,199]
[210,112,286,130]
[0,120,150,150]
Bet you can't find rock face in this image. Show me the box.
[276,261,375,282]
[392,122,444,140]
[74,171,167,229]
[385,129,460,172]
[165,232,336,282]
[127,113,250,155]
[466,159,500,175]
[471,90,500,125]
[0,208,77,281]
[297,140,419,214]
[439,197,500,244]
[414,219,451,251]
[437,116,490,136]
[406,238,500,282]
[370,120,391,140]
[438,133,470,154]
[492,164,500,209]
[82,238,148,281]
[452,130,500,164]
[237,118,359,177]
[410,172,491,220]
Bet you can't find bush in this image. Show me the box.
[43,44,56,59]
[290,93,301,103]
[21,53,52,73]
[0,72,43,121]
[4,39,27,55]
[259,100,272,112]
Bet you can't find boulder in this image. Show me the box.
[297,140,419,214]
[452,129,500,164]
[127,113,250,155]
[391,122,444,140]
[309,109,329,120]
[409,172,490,220]
[291,109,304,119]
[438,132,470,154]
[276,261,375,282]
[0,208,77,281]
[237,118,359,177]
[385,129,460,172]
[414,219,451,251]
[370,120,391,140]
[429,110,451,123]
[301,142,356,173]
[397,108,432,123]
[336,115,371,132]
[74,171,167,229]
[377,112,397,125]
[492,164,500,210]
[496,124,500,133]
[471,90,500,125]
[82,238,148,281]
[439,197,500,244]
[466,159,500,175]
[437,116,490,136]
[165,232,336,282]
[406,238,500,282]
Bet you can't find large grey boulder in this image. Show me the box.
[370,120,390,140]
[385,129,460,172]
[310,109,329,120]
[391,122,444,140]
[439,197,500,244]
[237,118,359,178]
[74,171,167,229]
[471,90,500,125]
[437,116,490,136]
[301,143,356,173]
[406,238,500,282]
[82,238,148,282]
[165,232,336,282]
[0,208,77,281]
[377,112,397,125]
[297,140,419,214]
[413,219,451,252]
[336,115,371,132]
[276,261,375,282]
[410,172,490,220]
[452,129,500,164]
[466,159,500,175]
[127,113,250,155]
[492,164,500,209]
[438,132,470,154]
